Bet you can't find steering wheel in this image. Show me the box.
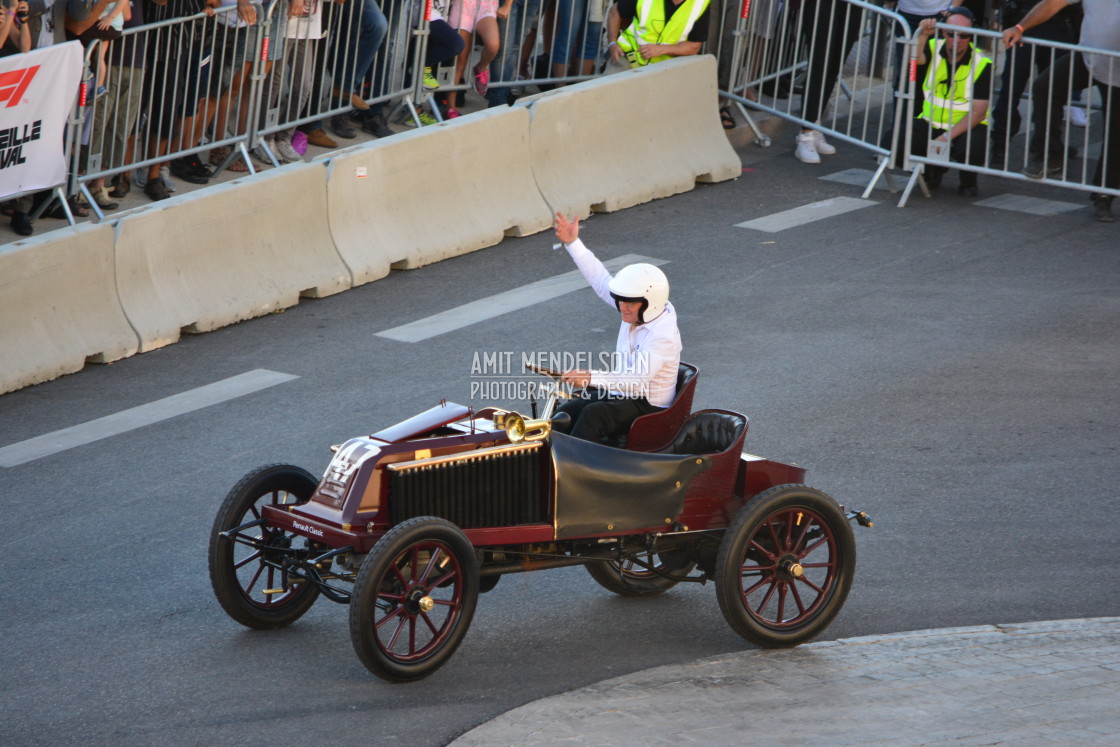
[525,363,574,400]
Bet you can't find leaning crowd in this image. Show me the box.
[2,0,1117,237]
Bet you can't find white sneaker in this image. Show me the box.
[273,136,303,164]
[795,132,821,164]
[1065,105,1088,127]
[810,129,836,155]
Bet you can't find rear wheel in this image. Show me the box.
[349,517,479,682]
[715,485,856,647]
[586,549,696,597]
[208,464,321,629]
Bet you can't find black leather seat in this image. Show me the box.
[657,410,748,456]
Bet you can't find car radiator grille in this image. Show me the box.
[387,443,549,528]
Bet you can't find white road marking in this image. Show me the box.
[0,369,299,468]
[376,254,668,343]
[820,168,898,192]
[974,194,1086,215]
[736,197,877,233]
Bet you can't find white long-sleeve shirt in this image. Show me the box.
[564,239,682,408]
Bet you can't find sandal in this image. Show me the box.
[93,186,119,210]
[44,197,89,219]
[227,158,251,173]
[208,145,232,167]
[719,106,736,130]
[109,173,131,198]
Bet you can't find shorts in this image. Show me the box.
[146,36,214,133]
[448,0,498,33]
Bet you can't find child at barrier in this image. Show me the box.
[92,0,128,96]
[911,10,992,197]
[483,0,541,107]
[1004,0,1118,221]
[448,0,501,114]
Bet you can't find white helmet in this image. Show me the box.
[608,263,669,324]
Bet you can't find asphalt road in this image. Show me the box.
[1,137,1117,745]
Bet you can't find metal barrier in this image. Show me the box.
[69,4,267,218]
[32,0,1119,225]
[254,0,423,161]
[721,0,912,197]
[898,21,1119,208]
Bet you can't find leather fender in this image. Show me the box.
[551,432,711,539]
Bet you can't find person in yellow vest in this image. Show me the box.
[604,0,711,73]
[912,8,994,196]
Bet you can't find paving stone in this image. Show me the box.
[449,618,1120,746]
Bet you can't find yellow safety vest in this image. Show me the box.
[616,0,710,67]
[919,39,991,128]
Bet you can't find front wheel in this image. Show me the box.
[715,485,856,647]
[208,464,321,630]
[349,517,479,682]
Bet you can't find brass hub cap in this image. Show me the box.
[778,554,804,581]
[405,587,433,615]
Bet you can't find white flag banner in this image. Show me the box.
[0,42,83,200]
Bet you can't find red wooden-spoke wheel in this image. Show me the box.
[716,485,856,647]
[350,517,479,682]
[209,464,321,630]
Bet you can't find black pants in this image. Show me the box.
[912,120,989,188]
[990,21,1074,150]
[800,0,863,125]
[557,390,660,443]
[1029,51,1120,192]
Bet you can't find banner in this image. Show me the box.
[0,42,83,200]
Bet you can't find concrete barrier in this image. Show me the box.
[521,55,741,219]
[322,105,552,280]
[0,223,139,395]
[115,161,351,352]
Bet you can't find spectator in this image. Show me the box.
[448,0,500,114]
[141,0,218,197]
[261,0,325,162]
[989,0,1078,162]
[321,0,388,139]
[99,0,147,198]
[605,0,710,73]
[2,0,32,235]
[1,0,32,56]
[912,10,992,196]
[544,0,581,81]
[208,0,292,173]
[1004,0,1119,221]
[423,0,465,123]
[792,0,861,163]
[90,0,128,97]
[484,0,541,107]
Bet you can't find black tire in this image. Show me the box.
[586,550,697,597]
[349,517,479,682]
[208,464,321,630]
[715,485,856,647]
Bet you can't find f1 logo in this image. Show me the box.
[0,66,40,108]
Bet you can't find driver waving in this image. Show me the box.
[553,213,682,443]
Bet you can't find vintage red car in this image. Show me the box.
[208,364,872,682]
